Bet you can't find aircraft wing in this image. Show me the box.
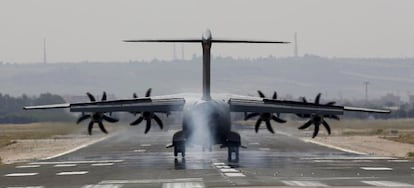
[228,98,390,115]
[24,98,186,113]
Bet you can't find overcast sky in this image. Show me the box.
[1,0,413,63]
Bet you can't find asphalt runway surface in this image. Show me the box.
[1,124,414,188]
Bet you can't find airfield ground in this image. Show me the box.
[1,119,414,165]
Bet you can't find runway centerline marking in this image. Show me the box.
[133,149,146,153]
[91,163,114,166]
[281,180,328,187]
[140,144,151,147]
[82,185,123,188]
[54,164,77,167]
[57,171,88,175]
[16,165,40,168]
[162,182,205,188]
[362,181,414,187]
[361,167,393,171]
[5,173,38,177]
[100,178,203,184]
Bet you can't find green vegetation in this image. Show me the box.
[0,93,73,123]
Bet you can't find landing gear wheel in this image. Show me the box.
[174,142,186,158]
[227,146,239,162]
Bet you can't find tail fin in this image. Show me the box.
[124,29,290,101]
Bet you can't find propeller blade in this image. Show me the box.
[257,90,266,98]
[153,114,164,129]
[88,121,94,135]
[312,124,320,138]
[130,116,144,126]
[326,101,336,106]
[103,115,119,123]
[101,91,107,101]
[265,120,275,134]
[86,92,96,102]
[324,114,340,120]
[322,120,331,135]
[144,119,151,134]
[271,115,287,123]
[244,112,260,120]
[315,93,321,104]
[302,97,308,103]
[77,114,91,124]
[98,122,108,134]
[298,120,313,130]
[133,93,138,98]
[254,118,263,133]
[272,91,277,100]
[145,88,152,97]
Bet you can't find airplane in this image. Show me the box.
[24,29,390,162]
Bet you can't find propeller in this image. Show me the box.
[77,92,119,135]
[244,90,286,133]
[130,88,164,134]
[297,93,340,138]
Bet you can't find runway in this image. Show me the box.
[1,124,414,188]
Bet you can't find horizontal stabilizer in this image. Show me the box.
[123,39,201,43]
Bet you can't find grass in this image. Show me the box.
[407,152,414,158]
[0,122,83,148]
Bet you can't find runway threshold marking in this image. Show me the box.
[361,181,414,187]
[212,162,246,177]
[16,165,40,168]
[361,167,393,171]
[162,182,205,188]
[56,171,88,175]
[281,180,328,187]
[4,173,38,177]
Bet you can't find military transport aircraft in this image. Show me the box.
[24,29,390,162]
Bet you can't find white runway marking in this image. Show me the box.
[215,165,230,169]
[43,135,112,160]
[281,180,328,187]
[302,139,367,155]
[82,184,123,188]
[303,156,396,160]
[362,181,414,187]
[361,167,393,171]
[57,171,88,175]
[411,167,414,170]
[91,163,114,166]
[162,182,205,188]
[140,144,151,147]
[219,168,239,173]
[212,163,226,166]
[30,160,123,165]
[5,173,38,177]
[248,142,260,145]
[100,178,203,184]
[388,159,410,163]
[133,149,146,153]
[54,164,77,167]
[16,165,40,168]
[223,172,245,177]
[259,148,270,151]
